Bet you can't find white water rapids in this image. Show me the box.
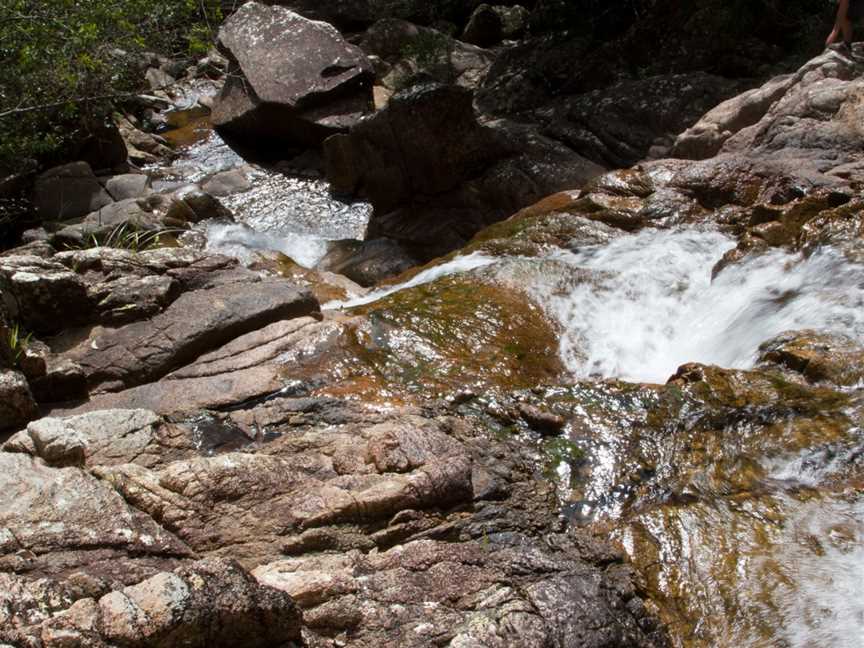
[327,227,864,384]
[551,228,864,382]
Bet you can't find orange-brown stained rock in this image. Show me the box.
[297,269,565,405]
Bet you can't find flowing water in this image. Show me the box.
[323,226,864,648]
[550,229,864,382]
[161,120,864,648]
[150,126,371,268]
[329,228,864,384]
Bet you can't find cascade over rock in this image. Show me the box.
[212,2,375,148]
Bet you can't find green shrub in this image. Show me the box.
[400,30,452,68]
[0,0,222,169]
[7,322,32,368]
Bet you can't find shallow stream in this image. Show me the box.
[160,119,864,648]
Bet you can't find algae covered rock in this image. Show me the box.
[759,330,864,387]
[506,361,863,648]
[321,262,567,401]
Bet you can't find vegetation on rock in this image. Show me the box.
[0,0,221,168]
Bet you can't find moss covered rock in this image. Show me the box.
[311,262,568,402]
[489,362,862,647]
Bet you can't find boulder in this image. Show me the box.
[461,4,503,48]
[0,370,37,431]
[69,280,318,392]
[163,186,234,223]
[32,161,114,221]
[317,238,419,286]
[29,357,89,404]
[200,168,252,197]
[0,255,93,334]
[104,173,152,201]
[759,330,864,387]
[212,2,374,148]
[673,48,864,159]
[326,84,501,209]
[326,84,603,258]
[19,559,303,648]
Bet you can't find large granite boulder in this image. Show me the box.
[32,161,114,221]
[325,83,603,259]
[673,46,864,160]
[327,84,502,209]
[212,2,374,148]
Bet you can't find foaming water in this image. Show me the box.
[765,444,864,648]
[337,228,864,382]
[778,497,864,648]
[324,253,500,310]
[205,222,329,268]
[151,128,371,264]
[550,228,864,382]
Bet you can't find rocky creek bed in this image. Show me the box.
[1,3,864,647]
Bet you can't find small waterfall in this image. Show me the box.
[550,228,864,382]
[205,222,330,268]
[340,227,864,383]
[324,253,500,310]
